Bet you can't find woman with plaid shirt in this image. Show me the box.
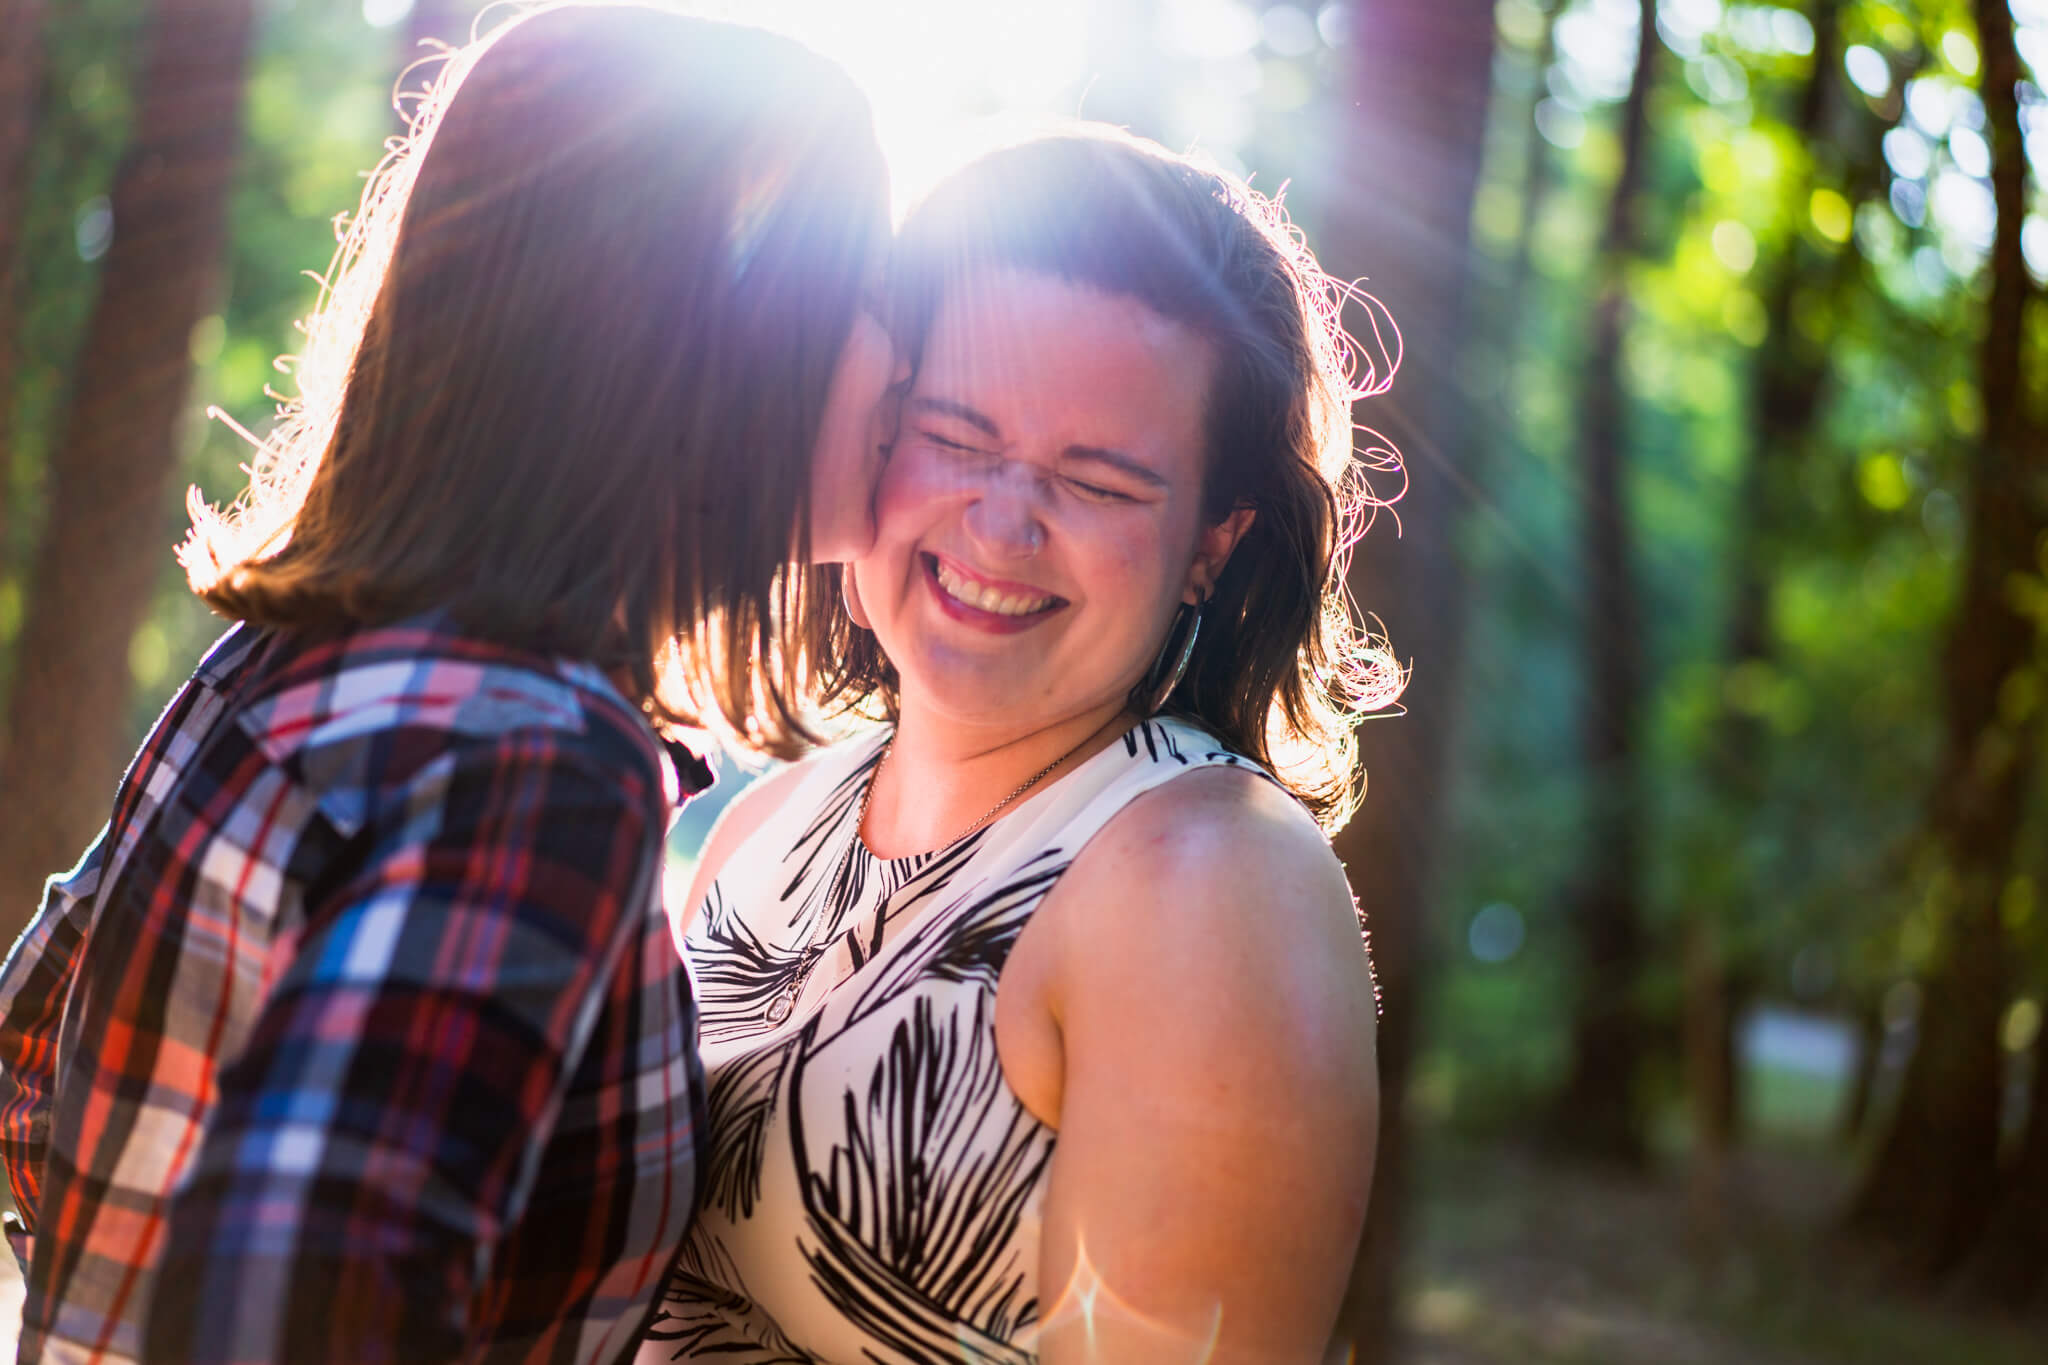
[0,6,894,1361]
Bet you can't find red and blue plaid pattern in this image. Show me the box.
[0,616,708,1363]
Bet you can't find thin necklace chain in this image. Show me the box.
[763,715,1126,1024]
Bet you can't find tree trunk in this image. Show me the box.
[1847,0,2044,1280]
[1502,0,1562,324]
[1550,0,1657,1170]
[1682,915,1734,1256]
[0,0,257,947]
[1682,0,1848,1256]
[0,0,46,590]
[1321,4,1495,1360]
[1836,994,1886,1146]
[1959,1027,2048,1307]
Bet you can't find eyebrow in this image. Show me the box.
[909,397,1000,438]
[1065,445,1171,490]
[911,397,1172,490]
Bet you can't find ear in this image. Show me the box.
[1184,505,1255,604]
[843,564,873,629]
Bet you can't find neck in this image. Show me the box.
[861,697,1135,859]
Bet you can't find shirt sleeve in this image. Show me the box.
[0,827,110,1274]
[141,728,663,1365]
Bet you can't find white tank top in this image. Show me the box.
[638,716,1270,1363]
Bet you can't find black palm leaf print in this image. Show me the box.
[656,721,1270,1364]
[792,990,1049,1364]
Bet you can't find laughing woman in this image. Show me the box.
[649,131,1399,1364]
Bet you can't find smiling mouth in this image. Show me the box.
[925,554,1066,619]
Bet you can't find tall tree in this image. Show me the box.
[1502,0,1563,326]
[1849,0,2045,1278]
[1322,1,1495,1357]
[1682,0,1851,1253]
[0,0,258,945]
[0,0,46,588]
[1550,0,1659,1169]
[1964,984,2048,1306]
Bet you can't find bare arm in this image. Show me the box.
[1034,768,1378,1364]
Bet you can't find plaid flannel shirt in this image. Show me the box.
[0,616,710,1364]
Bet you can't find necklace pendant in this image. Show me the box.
[766,989,796,1025]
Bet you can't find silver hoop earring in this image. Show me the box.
[1142,601,1203,715]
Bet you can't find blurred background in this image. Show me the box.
[2,0,2046,1360]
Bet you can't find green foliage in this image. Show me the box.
[1423,0,2046,1132]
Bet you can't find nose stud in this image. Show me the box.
[1024,522,1045,555]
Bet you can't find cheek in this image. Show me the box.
[874,449,959,533]
[1092,509,1167,580]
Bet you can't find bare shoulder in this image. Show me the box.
[699,760,813,862]
[671,743,859,938]
[1059,765,1364,969]
[1046,763,1375,1054]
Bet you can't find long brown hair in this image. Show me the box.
[181,3,888,757]
[814,129,1403,829]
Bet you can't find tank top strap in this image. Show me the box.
[974,715,1277,883]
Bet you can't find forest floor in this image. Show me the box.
[0,1140,2039,1361]
[1400,1137,2046,1365]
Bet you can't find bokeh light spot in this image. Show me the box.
[2023,218,2048,283]
[1722,289,1768,345]
[1940,29,1981,79]
[1534,99,1587,149]
[75,196,113,262]
[1259,4,1319,57]
[2002,997,2041,1054]
[1905,77,1959,137]
[1883,126,1932,180]
[1949,126,1991,179]
[1857,453,1911,511]
[1468,903,1526,964]
[1809,188,1853,243]
[362,0,414,29]
[1711,219,1757,273]
[1843,44,1891,100]
[1931,172,1996,250]
[1890,178,1928,228]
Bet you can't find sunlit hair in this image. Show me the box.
[180,2,888,757]
[814,127,1404,831]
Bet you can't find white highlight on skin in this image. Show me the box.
[1037,1237,1226,1364]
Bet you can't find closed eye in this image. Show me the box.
[1065,477,1134,503]
[923,430,989,456]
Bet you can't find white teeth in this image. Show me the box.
[934,561,1053,616]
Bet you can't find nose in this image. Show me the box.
[962,465,1048,560]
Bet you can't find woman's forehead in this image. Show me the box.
[916,268,1212,441]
